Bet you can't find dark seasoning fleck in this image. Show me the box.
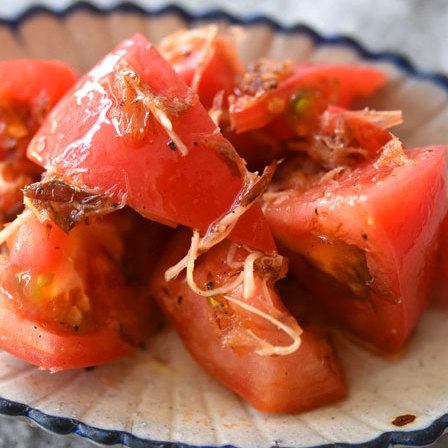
[392,414,416,427]
[167,140,177,151]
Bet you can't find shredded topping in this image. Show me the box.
[114,63,195,156]
[234,58,293,98]
[224,295,302,356]
[349,109,403,129]
[23,179,122,232]
[185,231,244,297]
[243,251,262,299]
[318,166,346,184]
[208,90,225,126]
[374,137,409,168]
[159,26,220,61]
[190,25,219,92]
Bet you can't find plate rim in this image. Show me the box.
[0,2,447,447]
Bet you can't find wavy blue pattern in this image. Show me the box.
[0,2,447,447]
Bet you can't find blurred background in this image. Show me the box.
[1,0,447,72]
[0,0,446,447]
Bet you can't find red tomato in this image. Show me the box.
[0,59,77,224]
[264,145,447,353]
[0,302,133,372]
[8,216,67,277]
[0,59,77,108]
[0,210,165,371]
[159,27,242,109]
[27,34,274,253]
[229,62,386,134]
[432,214,448,304]
[150,230,347,413]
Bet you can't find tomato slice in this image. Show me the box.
[0,209,165,371]
[229,61,386,134]
[27,34,274,253]
[264,144,447,353]
[0,59,77,224]
[150,230,346,413]
[159,27,242,109]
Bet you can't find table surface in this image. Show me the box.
[0,0,447,447]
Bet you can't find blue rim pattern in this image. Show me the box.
[0,2,448,448]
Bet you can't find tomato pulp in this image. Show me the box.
[0,59,77,223]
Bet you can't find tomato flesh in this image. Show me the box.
[27,34,274,253]
[265,145,447,352]
[159,28,242,109]
[0,59,77,223]
[0,59,77,107]
[150,230,346,413]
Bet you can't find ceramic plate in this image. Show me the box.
[0,3,448,447]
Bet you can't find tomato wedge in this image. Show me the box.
[0,59,77,224]
[0,209,165,371]
[27,34,274,253]
[229,61,386,134]
[150,230,346,413]
[159,27,242,109]
[264,144,447,353]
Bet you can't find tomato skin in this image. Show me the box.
[0,297,132,371]
[150,230,346,413]
[27,34,274,253]
[265,146,447,353]
[230,64,386,134]
[0,59,77,108]
[159,30,242,109]
[8,216,68,274]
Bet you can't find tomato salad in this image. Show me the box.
[0,28,446,414]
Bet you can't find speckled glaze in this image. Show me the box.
[0,3,448,448]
